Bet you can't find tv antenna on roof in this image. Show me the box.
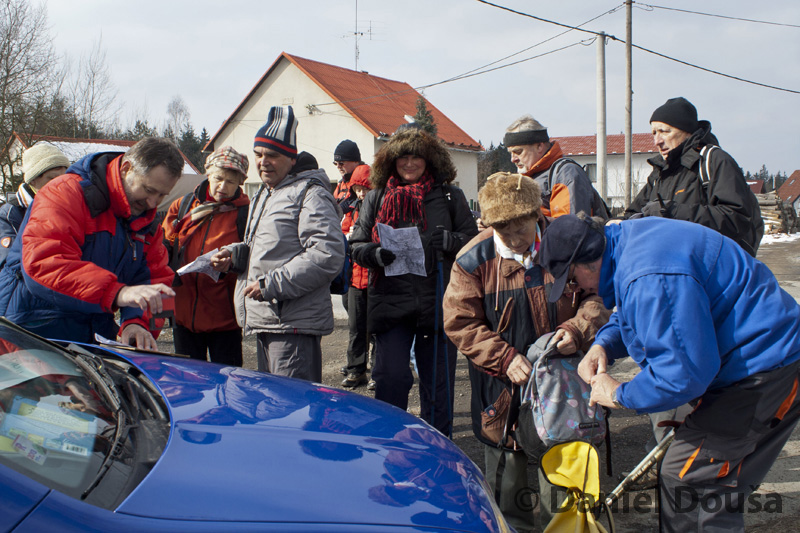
[351,0,374,71]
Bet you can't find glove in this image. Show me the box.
[641,200,673,218]
[356,243,396,269]
[430,227,461,254]
[374,247,396,267]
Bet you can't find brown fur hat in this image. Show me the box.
[478,172,542,227]
[370,129,457,189]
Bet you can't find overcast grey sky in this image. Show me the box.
[46,0,800,175]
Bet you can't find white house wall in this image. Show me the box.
[568,153,655,210]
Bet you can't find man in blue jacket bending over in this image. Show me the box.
[540,213,800,532]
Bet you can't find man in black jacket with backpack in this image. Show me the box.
[623,97,763,257]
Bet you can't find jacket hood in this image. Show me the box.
[371,129,456,188]
[114,354,502,531]
[648,120,720,170]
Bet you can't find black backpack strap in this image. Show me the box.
[236,204,248,241]
[168,193,194,271]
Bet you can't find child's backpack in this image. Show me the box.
[516,332,609,457]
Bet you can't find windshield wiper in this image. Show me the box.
[81,408,130,500]
[66,343,122,412]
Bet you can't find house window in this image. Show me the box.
[245,182,261,199]
[584,163,597,183]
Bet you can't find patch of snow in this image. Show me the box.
[760,233,800,246]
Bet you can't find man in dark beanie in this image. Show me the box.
[540,213,800,533]
[332,139,365,208]
[211,105,345,383]
[623,96,763,257]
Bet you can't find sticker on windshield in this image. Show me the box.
[1,397,97,457]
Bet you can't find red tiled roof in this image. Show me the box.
[7,132,201,174]
[747,179,765,194]
[777,170,800,204]
[207,52,481,152]
[20,134,136,148]
[552,133,656,156]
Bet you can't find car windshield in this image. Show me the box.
[0,320,168,508]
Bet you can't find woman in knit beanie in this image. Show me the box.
[0,144,70,264]
[162,145,250,366]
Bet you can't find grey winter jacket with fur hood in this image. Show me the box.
[226,166,344,336]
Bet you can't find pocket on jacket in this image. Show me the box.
[480,387,515,448]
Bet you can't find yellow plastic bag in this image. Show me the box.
[540,441,611,533]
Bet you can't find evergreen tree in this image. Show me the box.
[178,124,204,171]
[413,95,437,137]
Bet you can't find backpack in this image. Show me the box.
[168,192,248,273]
[299,180,352,295]
[516,332,608,456]
[548,158,611,220]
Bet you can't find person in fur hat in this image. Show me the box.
[443,172,610,532]
[162,146,250,366]
[0,143,69,265]
[349,127,478,436]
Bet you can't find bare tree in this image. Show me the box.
[66,35,119,138]
[0,0,59,188]
[165,95,190,141]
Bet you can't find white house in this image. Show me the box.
[552,133,658,211]
[1,133,202,212]
[204,52,483,205]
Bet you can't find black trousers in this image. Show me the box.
[173,324,243,367]
[660,358,800,532]
[345,286,369,374]
[374,322,457,435]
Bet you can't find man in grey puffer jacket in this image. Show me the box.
[211,106,344,382]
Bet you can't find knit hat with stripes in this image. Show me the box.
[254,105,298,158]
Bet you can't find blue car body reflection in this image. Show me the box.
[1,339,510,532]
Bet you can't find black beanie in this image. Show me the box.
[650,97,699,134]
[334,140,361,162]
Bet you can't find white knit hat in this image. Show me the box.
[22,144,70,184]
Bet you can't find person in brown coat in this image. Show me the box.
[443,172,610,533]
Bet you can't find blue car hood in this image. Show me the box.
[113,355,502,531]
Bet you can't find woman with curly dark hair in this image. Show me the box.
[350,126,478,436]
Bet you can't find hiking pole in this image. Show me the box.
[605,427,675,507]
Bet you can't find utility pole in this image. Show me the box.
[596,33,607,203]
[355,0,359,70]
[624,0,633,207]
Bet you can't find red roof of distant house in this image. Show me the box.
[6,132,201,174]
[206,52,481,152]
[552,133,656,156]
[747,179,765,194]
[777,170,800,204]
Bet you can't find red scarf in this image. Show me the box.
[372,171,434,243]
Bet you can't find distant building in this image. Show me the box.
[1,133,202,212]
[552,133,658,210]
[204,52,483,205]
[777,170,800,215]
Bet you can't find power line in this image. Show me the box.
[476,0,800,95]
[312,5,619,111]
[639,3,800,29]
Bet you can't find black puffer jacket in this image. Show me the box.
[624,121,763,256]
[351,179,477,333]
[349,129,478,333]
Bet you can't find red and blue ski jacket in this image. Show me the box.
[0,152,174,343]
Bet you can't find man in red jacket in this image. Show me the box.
[0,137,183,350]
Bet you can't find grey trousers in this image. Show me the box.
[256,332,322,383]
[659,359,800,532]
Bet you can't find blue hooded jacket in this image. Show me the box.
[595,218,800,413]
